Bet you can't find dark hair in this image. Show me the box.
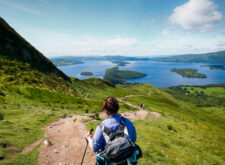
[101,97,119,114]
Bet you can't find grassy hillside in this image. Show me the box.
[0,17,70,82]
[1,71,225,164]
[151,50,225,64]
[0,18,224,165]
[87,84,225,165]
[165,85,225,107]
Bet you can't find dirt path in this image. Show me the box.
[110,97,160,120]
[38,115,96,165]
[123,95,143,98]
[22,94,160,165]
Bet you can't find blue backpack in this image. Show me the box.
[95,117,142,165]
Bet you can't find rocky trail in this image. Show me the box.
[22,95,160,165]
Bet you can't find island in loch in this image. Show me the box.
[111,60,130,66]
[80,72,93,76]
[171,68,207,78]
[103,66,147,84]
[201,64,225,70]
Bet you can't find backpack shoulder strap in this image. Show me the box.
[99,117,129,143]
[98,123,112,143]
[116,117,129,136]
[116,117,126,133]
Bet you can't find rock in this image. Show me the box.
[53,149,59,153]
[0,90,5,96]
[43,140,52,146]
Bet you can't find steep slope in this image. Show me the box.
[0,17,70,82]
[0,17,79,95]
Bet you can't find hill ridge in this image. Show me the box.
[151,50,225,64]
[0,17,70,82]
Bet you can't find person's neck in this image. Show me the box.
[106,111,117,116]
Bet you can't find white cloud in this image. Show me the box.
[169,0,222,31]
[144,33,225,56]
[20,28,139,57]
[162,29,169,35]
[18,27,225,57]
[105,37,138,47]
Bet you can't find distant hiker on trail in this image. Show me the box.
[140,103,144,110]
[86,97,142,165]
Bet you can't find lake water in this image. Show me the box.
[58,61,225,88]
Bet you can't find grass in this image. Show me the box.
[164,86,225,107]
[0,79,139,164]
[0,85,98,164]
[87,89,225,165]
[0,57,224,164]
[183,86,225,97]
[1,16,224,164]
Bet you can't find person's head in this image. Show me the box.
[101,97,119,115]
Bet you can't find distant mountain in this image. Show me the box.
[0,17,70,82]
[151,50,225,64]
[51,55,150,64]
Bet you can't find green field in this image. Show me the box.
[165,85,225,107]
[183,86,225,97]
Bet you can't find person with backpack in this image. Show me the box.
[86,97,142,165]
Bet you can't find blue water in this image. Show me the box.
[58,61,225,88]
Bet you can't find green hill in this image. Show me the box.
[0,18,224,165]
[0,17,70,82]
[151,50,225,64]
[0,17,79,96]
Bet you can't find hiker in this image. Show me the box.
[140,103,144,110]
[86,97,142,165]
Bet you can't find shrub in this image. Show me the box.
[0,112,4,120]
[94,113,100,120]
[167,125,177,132]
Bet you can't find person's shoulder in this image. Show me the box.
[122,116,133,125]
[98,118,108,128]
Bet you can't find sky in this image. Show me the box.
[0,0,225,57]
